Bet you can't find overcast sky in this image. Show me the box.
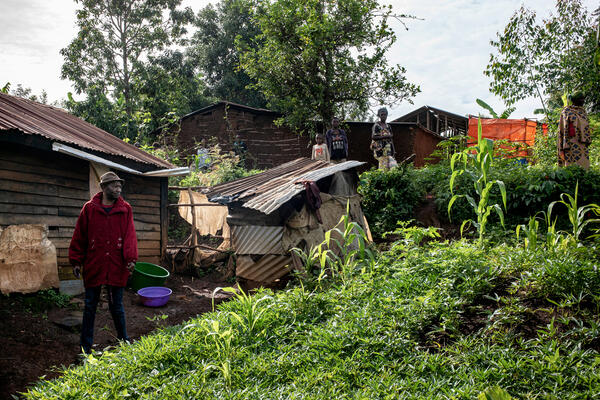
[0,0,597,120]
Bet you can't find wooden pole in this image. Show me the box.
[188,188,197,247]
[168,203,223,207]
[167,244,229,253]
[445,115,448,136]
[168,186,208,190]
[159,178,168,263]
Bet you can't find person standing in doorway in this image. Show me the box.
[69,171,138,354]
[326,117,349,163]
[371,107,397,170]
[558,92,592,169]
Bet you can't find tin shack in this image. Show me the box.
[203,158,370,286]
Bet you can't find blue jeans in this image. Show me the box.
[80,285,129,354]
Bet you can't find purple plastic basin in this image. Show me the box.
[137,286,172,307]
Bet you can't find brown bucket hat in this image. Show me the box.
[99,171,125,186]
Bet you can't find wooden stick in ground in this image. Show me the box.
[167,244,230,254]
[187,188,197,247]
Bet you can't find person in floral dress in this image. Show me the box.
[558,92,592,169]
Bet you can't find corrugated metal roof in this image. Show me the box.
[236,255,292,282]
[231,225,284,255]
[207,158,365,214]
[0,92,173,169]
[181,101,280,120]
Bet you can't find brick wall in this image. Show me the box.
[176,104,311,170]
[175,103,443,171]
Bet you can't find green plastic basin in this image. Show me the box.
[131,262,170,291]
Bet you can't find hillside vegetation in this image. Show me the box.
[24,224,600,399]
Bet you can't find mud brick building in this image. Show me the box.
[174,101,456,170]
[174,102,312,170]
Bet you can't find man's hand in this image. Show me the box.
[127,261,136,272]
[73,265,82,279]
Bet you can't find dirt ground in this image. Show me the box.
[0,273,234,399]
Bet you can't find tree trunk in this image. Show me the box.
[120,8,133,140]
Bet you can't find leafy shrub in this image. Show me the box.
[521,247,600,301]
[167,147,262,243]
[13,289,72,314]
[176,145,262,188]
[358,165,425,238]
[532,130,558,167]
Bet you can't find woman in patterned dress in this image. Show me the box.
[558,92,592,169]
[371,107,397,170]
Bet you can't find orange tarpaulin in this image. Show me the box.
[468,118,547,157]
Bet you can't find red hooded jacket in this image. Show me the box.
[69,192,138,288]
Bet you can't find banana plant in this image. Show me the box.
[476,98,516,119]
[448,118,507,245]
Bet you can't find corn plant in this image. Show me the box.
[202,319,233,358]
[448,118,507,245]
[292,206,375,288]
[516,215,540,250]
[291,242,329,287]
[213,286,272,335]
[201,319,234,386]
[538,207,568,251]
[548,182,600,245]
[321,205,376,286]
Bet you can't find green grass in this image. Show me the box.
[23,238,600,399]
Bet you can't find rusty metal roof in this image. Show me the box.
[207,158,365,214]
[0,92,173,169]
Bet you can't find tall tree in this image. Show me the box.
[60,0,194,138]
[238,0,419,132]
[485,0,600,115]
[135,50,213,134]
[63,50,211,142]
[191,0,267,108]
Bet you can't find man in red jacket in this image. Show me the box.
[69,171,138,354]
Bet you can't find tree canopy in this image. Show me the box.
[60,0,196,139]
[485,0,600,115]
[58,0,420,141]
[190,0,267,108]
[238,0,419,132]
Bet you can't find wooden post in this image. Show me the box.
[436,112,440,134]
[426,110,430,131]
[159,177,168,264]
[445,116,448,136]
[187,188,197,247]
